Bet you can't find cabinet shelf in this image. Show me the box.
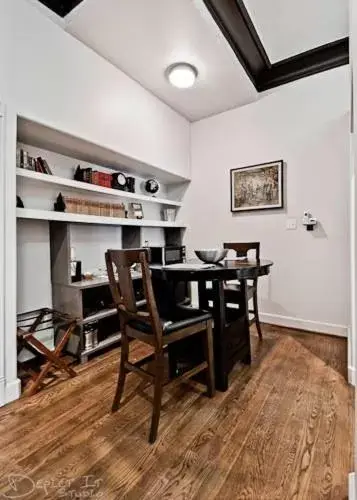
[81,332,122,357]
[17,116,191,184]
[17,168,182,207]
[17,208,186,228]
[81,299,146,324]
[70,273,142,290]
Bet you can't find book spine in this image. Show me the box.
[36,157,46,174]
[17,149,22,168]
[34,158,41,173]
[42,159,52,175]
[23,151,28,169]
[92,171,99,185]
[85,168,92,183]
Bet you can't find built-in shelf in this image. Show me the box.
[82,299,146,324]
[17,208,186,228]
[81,332,122,357]
[17,168,183,207]
[17,116,191,185]
[82,307,117,324]
[69,273,142,290]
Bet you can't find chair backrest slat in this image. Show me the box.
[223,242,260,260]
[106,248,163,345]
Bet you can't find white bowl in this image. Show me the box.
[194,249,228,263]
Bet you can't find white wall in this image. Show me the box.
[0,0,190,179]
[350,0,357,497]
[184,67,350,335]
[351,0,357,386]
[0,0,190,404]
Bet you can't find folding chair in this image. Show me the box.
[17,308,77,396]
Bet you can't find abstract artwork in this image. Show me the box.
[230,160,283,212]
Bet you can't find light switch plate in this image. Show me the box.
[286,218,297,230]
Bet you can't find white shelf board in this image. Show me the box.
[17,168,182,207]
[69,273,142,290]
[17,116,191,185]
[17,208,186,228]
[82,299,146,325]
[81,332,122,357]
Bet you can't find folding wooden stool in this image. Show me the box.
[17,308,77,396]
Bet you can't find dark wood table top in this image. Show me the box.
[150,259,273,281]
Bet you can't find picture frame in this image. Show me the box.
[129,202,144,219]
[230,160,284,212]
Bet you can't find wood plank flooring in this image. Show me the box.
[0,325,353,499]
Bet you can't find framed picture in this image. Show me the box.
[230,160,283,212]
[129,202,144,219]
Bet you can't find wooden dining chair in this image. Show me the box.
[223,242,262,340]
[105,248,215,443]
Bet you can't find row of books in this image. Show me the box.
[62,197,126,218]
[17,149,52,175]
[74,166,112,188]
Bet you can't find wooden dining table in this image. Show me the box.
[151,259,273,391]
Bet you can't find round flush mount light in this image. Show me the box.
[166,63,198,89]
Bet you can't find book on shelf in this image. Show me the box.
[17,148,52,174]
[58,195,126,218]
[84,168,92,183]
[41,158,53,175]
[73,165,113,189]
[35,157,45,174]
[92,171,99,186]
[74,166,93,184]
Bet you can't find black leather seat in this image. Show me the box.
[128,306,211,335]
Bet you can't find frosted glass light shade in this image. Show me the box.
[167,63,198,89]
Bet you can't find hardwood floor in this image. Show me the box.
[0,325,353,499]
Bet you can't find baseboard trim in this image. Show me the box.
[4,378,21,405]
[348,366,356,386]
[260,313,348,338]
[349,473,356,500]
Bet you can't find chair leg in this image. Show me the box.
[112,334,129,412]
[149,348,165,444]
[253,292,262,340]
[203,321,215,398]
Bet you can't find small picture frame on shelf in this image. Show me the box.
[162,208,176,222]
[129,202,144,219]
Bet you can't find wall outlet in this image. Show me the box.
[286,218,297,230]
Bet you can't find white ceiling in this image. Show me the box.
[244,0,349,63]
[64,0,258,122]
[29,0,349,120]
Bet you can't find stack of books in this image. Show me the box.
[17,149,52,175]
[92,171,112,188]
[74,166,112,188]
[62,196,126,218]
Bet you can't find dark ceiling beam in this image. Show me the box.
[202,0,270,89]
[258,38,349,91]
[203,0,349,93]
[38,0,83,17]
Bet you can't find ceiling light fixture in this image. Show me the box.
[166,63,198,89]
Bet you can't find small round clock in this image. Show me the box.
[145,178,160,195]
[117,172,127,187]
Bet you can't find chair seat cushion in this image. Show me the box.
[128,306,211,335]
